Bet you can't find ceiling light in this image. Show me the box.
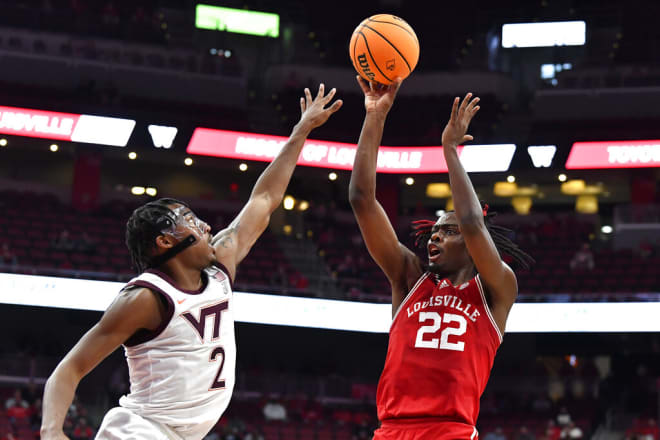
[283,195,295,210]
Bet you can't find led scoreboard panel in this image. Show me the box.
[2,273,660,333]
[186,127,517,174]
[566,140,660,169]
[0,105,135,147]
[3,103,658,172]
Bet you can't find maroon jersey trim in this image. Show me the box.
[391,272,431,326]
[145,268,208,295]
[122,280,175,347]
[475,275,503,342]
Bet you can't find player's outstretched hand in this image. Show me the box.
[298,83,343,131]
[441,93,480,149]
[356,75,401,118]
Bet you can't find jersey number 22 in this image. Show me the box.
[414,312,467,351]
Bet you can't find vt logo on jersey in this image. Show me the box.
[182,300,229,343]
[181,300,230,390]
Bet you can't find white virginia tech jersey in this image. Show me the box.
[118,265,235,440]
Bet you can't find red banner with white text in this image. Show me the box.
[186,127,516,174]
[0,105,136,147]
[566,140,660,169]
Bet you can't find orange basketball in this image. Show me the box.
[349,14,420,85]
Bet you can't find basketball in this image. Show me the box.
[349,14,420,85]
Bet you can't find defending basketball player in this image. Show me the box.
[40,84,342,440]
[349,77,533,440]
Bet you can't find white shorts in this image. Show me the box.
[96,407,182,440]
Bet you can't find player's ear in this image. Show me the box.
[155,234,175,250]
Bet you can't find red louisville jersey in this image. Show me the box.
[376,272,502,426]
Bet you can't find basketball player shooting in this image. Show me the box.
[349,77,533,440]
[40,84,342,440]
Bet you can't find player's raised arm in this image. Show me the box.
[349,77,420,313]
[441,93,518,332]
[213,84,342,281]
[41,288,164,440]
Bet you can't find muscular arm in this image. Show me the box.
[41,288,164,440]
[442,94,517,333]
[349,77,421,315]
[214,85,342,281]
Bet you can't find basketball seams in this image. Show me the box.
[361,24,412,73]
[366,18,420,49]
[358,29,393,84]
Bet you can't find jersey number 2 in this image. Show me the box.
[414,312,467,351]
[209,346,226,390]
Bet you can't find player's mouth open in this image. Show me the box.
[428,245,442,260]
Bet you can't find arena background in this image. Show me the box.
[0,0,658,439]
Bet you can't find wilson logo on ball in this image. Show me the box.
[349,14,419,85]
[357,54,376,81]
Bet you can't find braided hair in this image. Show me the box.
[125,198,189,273]
[411,204,535,271]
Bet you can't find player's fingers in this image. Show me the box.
[463,134,474,142]
[304,88,312,106]
[459,92,472,115]
[450,97,460,120]
[388,80,402,96]
[356,75,370,94]
[471,105,480,115]
[468,96,480,111]
[316,83,325,100]
[300,97,305,114]
[323,87,337,104]
[328,99,343,113]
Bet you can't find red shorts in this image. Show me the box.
[374,419,479,440]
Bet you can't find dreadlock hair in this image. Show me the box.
[411,204,535,271]
[125,198,189,273]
